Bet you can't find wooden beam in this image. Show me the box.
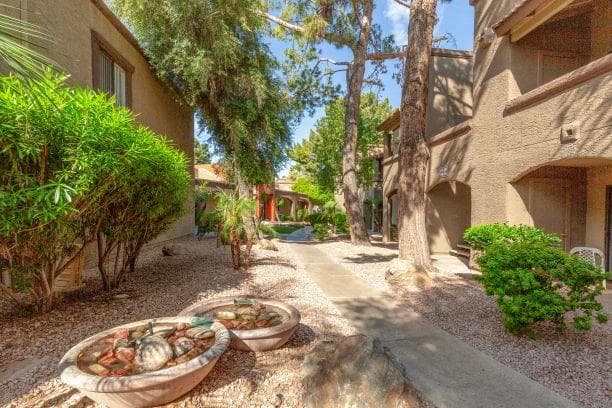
[510,0,575,42]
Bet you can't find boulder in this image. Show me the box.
[258,239,278,251]
[385,258,433,288]
[302,335,423,408]
[161,246,179,256]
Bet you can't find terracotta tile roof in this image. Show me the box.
[194,163,228,182]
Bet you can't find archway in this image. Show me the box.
[507,157,611,262]
[426,180,471,255]
[276,196,295,221]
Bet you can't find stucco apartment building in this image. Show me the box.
[0,1,195,289]
[378,0,611,271]
[194,165,312,222]
[3,0,195,241]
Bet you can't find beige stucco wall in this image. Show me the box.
[426,54,474,137]
[381,0,612,257]
[8,0,195,241]
[585,166,612,250]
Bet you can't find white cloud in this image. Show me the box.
[385,0,410,44]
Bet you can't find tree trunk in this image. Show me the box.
[397,0,438,274]
[230,230,241,269]
[342,2,374,247]
[234,162,259,240]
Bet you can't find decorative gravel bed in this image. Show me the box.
[0,236,355,407]
[317,237,612,408]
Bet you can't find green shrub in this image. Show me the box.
[313,223,330,240]
[463,224,561,251]
[278,214,294,222]
[467,225,607,334]
[198,211,221,234]
[0,72,189,310]
[334,212,349,234]
[257,224,280,238]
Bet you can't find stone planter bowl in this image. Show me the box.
[180,297,300,352]
[58,317,230,408]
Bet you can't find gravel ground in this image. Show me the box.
[317,237,612,408]
[0,236,356,408]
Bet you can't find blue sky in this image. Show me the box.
[197,0,475,176]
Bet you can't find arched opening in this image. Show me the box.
[276,196,295,221]
[426,181,472,255]
[297,199,309,220]
[507,158,611,267]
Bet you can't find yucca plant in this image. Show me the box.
[216,191,257,269]
[0,3,55,78]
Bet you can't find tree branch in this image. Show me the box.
[318,57,351,66]
[394,0,411,8]
[256,10,348,46]
[365,50,407,61]
[255,10,304,33]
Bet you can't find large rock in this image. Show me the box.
[302,335,423,408]
[385,258,433,288]
[258,239,278,251]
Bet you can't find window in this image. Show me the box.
[92,31,133,107]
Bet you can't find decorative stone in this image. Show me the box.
[185,327,215,339]
[302,335,422,408]
[152,324,175,336]
[134,335,173,373]
[258,239,278,251]
[215,311,236,320]
[130,330,145,341]
[115,347,136,364]
[88,363,109,376]
[172,337,195,357]
[175,347,202,365]
[113,338,129,349]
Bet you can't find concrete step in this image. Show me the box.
[457,243,471,251]
[450,248,470,258]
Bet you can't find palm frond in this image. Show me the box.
[0,5,56,78]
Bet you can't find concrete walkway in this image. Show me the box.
[283,230,580,408]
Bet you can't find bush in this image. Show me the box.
[465,225,607,334]
[334,212,349,234]
[278,214,294,222]
[0,72,189,310]
[313,223,330,240]
[198,210,221,234]
[463,224,561,251]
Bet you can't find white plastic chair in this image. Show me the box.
[570,247,606,288]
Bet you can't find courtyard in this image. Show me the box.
[1,230,609,407]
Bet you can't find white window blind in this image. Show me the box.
[98,51,128,107]
[114,64,127,107]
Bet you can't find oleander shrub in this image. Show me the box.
[464,225,607,334]
[0,72,188,311]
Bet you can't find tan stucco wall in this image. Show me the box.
[7,0,195,241]
[426,54,474,137]
[381,0,612,254]
[585,166,612,250]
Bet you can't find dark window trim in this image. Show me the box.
[91,30,134,108]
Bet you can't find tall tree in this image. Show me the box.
[261,1,407,246]
[109,0,294,204]
[397,0,441,274]
[289,92,392,195]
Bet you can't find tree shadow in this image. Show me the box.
[342,253,397,264]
